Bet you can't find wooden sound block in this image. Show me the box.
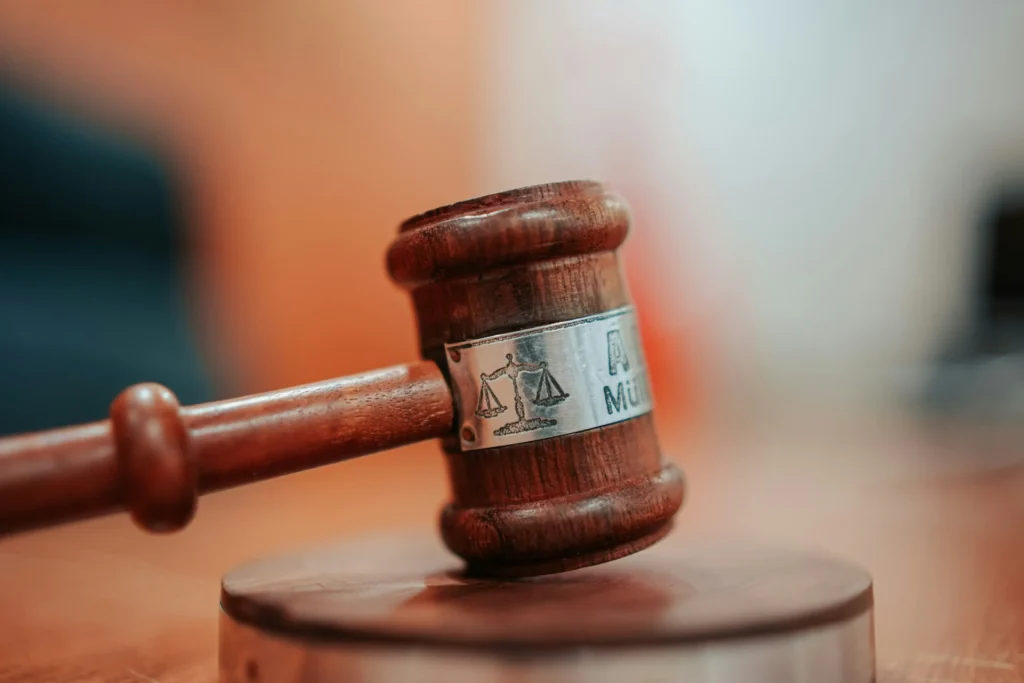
[219,535,874,682]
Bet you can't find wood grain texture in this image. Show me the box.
[3,181,1020,680]
[219,536,873,649]
[0,417,1021,681]
[0,362,453,536]
[0,179,682,578]
[111,384,195,533]
[218,536,876,682]
[388,181,684,576]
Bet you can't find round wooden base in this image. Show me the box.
[219,535,874,682]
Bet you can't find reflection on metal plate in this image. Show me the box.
[445,306,653,451]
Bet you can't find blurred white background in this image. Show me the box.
[479,1,1024,417]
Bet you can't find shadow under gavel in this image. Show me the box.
[0,180,684,578]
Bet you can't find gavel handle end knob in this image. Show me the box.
[110,383,196,533]
[0,361,453,536]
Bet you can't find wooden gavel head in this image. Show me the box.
[387,180,684,576]
[0,180,684,579]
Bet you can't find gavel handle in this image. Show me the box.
[0,362,453,537]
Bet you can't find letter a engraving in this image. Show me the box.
[607,329,631,375]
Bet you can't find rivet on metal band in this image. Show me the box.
[445,306,654,451]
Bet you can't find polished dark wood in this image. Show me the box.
[0,362,452,535]
[388,180,684,576]
[0,180,683,578]
[0,417,1022,681]
[218,536,873,681]
[220,535,872,649]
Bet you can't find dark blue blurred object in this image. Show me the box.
[0,86,211,435]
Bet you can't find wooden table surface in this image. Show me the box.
[1,412,1021,682]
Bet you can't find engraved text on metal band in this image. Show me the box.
[445,306,653,451]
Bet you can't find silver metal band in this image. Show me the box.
[445,306,653,451]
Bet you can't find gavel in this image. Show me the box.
[0,180,685,577]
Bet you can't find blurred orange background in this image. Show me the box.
[1,5,1023,681]
[0,0,701,427]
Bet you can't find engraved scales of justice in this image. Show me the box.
[475,354,569,436]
